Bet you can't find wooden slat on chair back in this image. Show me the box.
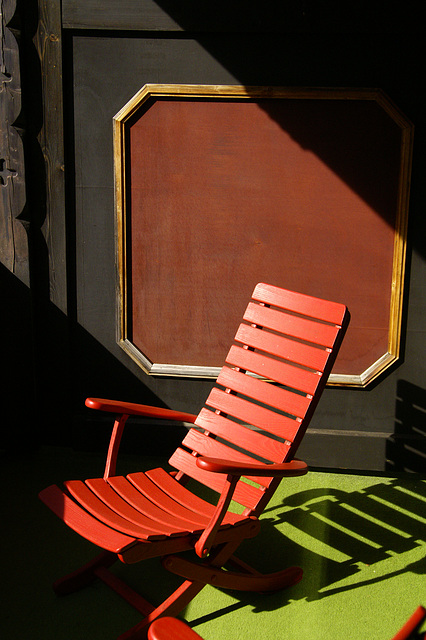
[169,283,349,515]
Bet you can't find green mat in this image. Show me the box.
[2,449,425,639]
[183,470,426,639]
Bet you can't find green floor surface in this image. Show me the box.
[2,448,425,639]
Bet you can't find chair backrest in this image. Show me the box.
[169,283,349,516]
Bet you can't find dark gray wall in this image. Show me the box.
[4,1,425,471]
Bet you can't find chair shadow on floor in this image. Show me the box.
[187,475,426,625]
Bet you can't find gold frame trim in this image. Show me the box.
[113,84,414,388]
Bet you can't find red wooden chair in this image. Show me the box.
[39,283,349,640]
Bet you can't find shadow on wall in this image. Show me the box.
[150,2,425,270]
[0,261,186,455]
[387,380,426,473]
[1,263,35,451]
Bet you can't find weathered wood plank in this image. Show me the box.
[0,0,29,284]
[34,0,67,311]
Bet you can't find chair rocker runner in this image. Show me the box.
[39,283,349,639]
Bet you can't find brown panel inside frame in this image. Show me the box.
[128,97,401,375]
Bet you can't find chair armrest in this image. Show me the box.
[193,457,307,558]
[85,398,197,480]
[85,398,197,423]
[196,456,308,477]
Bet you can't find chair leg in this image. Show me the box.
[95,566,156,616]
[51,551,204,639]
[52,542,243,639]
[117,542,243,640]
[53,550,117,595]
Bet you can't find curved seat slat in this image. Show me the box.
[85,478,185,537]
[65,480,168,540]
[145,468,244,525]
[39,485,137,554]
[107,476,205,534]
[127,472,216,527]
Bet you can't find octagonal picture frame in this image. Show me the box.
[113,84,413,387]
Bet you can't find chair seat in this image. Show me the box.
[41,467,250,557]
